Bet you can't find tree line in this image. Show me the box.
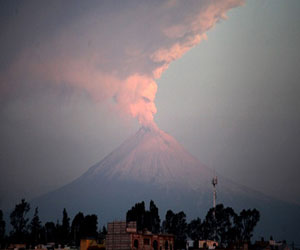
[0,199,106,248]
[0,199,260,249]
[126,201,260,249]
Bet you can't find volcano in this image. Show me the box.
[34,126,300,241]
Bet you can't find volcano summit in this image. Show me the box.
[34,126,300,241]
[84,125,212,189]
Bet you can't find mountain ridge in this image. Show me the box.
[82,126,212,189]
[33,126,300,242]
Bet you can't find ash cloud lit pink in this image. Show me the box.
[1,0,244,126]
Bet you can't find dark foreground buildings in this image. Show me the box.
[106,221,174,250]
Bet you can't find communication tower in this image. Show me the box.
[212,175,218,241]
[212,175,218,211]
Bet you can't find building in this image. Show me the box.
[7,244,27,250]
[198,240,218,249]
[106,221,174,250]
[254,238,290,250]
[80,238,105,250]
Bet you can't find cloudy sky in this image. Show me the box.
[1,0,299,210]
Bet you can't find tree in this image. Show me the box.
[98,226,107,244]
[30,207,42,246]
[236,209,260,242]
[61,208,70,244]
[0,210,6,248]
[126,200,161,232]
[71,212,85,245]
[188,217,203,242]
[203,204,238,246]
[82,214,98,238]
[101,226,107,235]
[45,222,56,243]
[149,200,160,233]
[126,201,146,231]
[10,199,30,243]
[162,210,187,249]
[220,206,238,245]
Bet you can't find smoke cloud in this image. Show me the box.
[0,0,244,126]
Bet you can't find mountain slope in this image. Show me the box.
[82,126,212,189]
[33,126,300,242]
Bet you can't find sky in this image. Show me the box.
[0,0,300,210]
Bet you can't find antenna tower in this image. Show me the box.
[212,175,218,211]
[212,174,218,241]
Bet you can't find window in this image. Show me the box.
[165,240,169,250]
[144,238,150,245]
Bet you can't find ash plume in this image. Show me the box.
[0,0,244,126]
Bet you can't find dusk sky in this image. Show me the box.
[1,0,300,210]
